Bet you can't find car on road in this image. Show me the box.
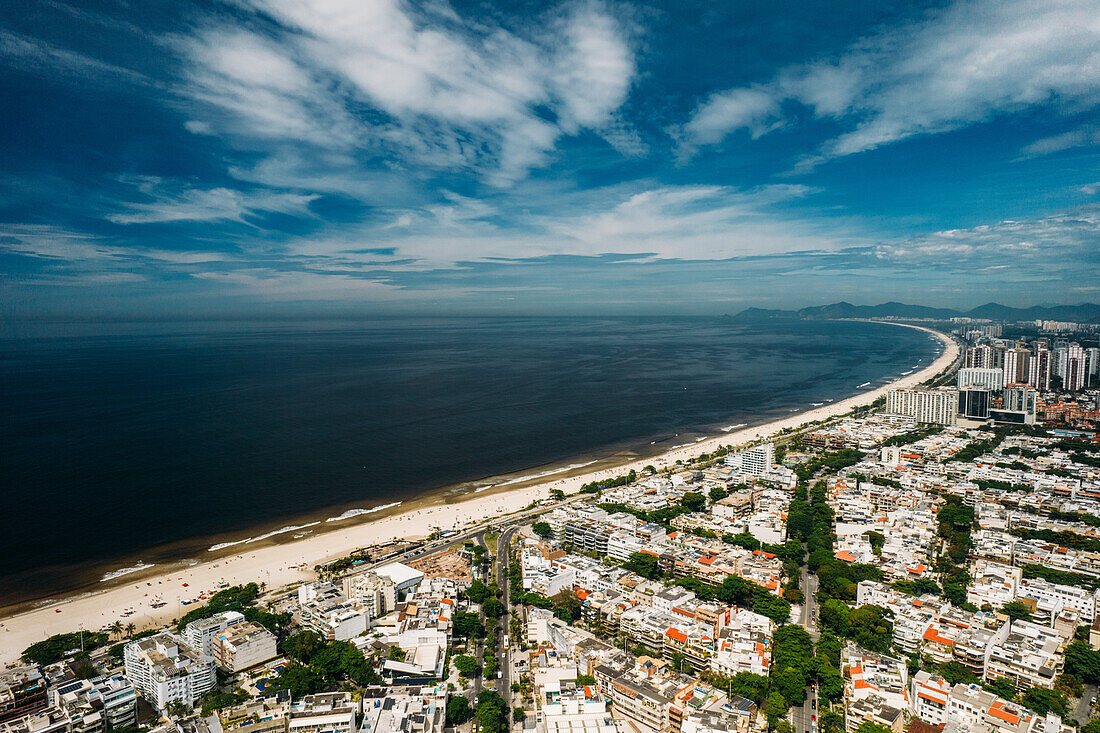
[811,699,816,710]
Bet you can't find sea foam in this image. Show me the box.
[100,561,154,582]
[325,502,402,522]
[207,521,321,552]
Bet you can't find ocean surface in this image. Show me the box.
[0,317,942,602]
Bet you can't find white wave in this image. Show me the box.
[901,370,914,375]
[720,423,747,432]
[207,521,321,552]
[811,402,824,406]
[857,382,871,388]
[325,502,402,522]
[695,436,707,442]
[494,461,597,487]
[100,562,154,582]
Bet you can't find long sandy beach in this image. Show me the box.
[0,322,957,666]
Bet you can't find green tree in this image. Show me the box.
[847,605,893,654]
[483,597,505,618]
[822,710,845,733]
[709,486,728,502]
[731,531,761,551]
[752,594,792,624]
[1081,720,1100,733]
[680,492,707,513]
[513,707,527,723]
[467,579,493,604]
[775,667,806,705]
[453,611,485,638]
[552,591,583,622]
[1000,600,1033,622]
[454,655,481,678]
[533,522,554,540]
[1065,641,1100,684]
[765,691,789,724]
[1018,687,1068,717]
[445,696,471,726]
[622,552,662,580]
[271,662,321,697]
[476,690,509,733]
[772,625,814,675]
[855,724,893,733]
[982,677,1017,700]
[283,631,325,664]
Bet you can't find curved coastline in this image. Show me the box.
[0,321,958,664]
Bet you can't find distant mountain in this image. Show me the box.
[731,301,1100,322]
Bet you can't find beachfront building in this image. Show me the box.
[885,388,958,426]
[122,633,216,711]
[213,622,278,673]
[184,611,245,656]
[958,368,1004,392]
[725,443,775,476]
[298,583,372,641]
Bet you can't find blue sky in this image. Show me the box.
[1,0,1098,317]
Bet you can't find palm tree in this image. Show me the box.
[109,621,124,640]
[125,622,136,637]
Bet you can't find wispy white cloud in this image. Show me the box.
[1019,124,1100,158]
[106,177,318,225]
[179,0,638,185]
[682,0,1100,165]
[0,28,152,86]
[874,206,1100,268]
[0,224,229,263]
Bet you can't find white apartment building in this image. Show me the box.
[287,693,360,733]
[298,583,371,641]
[539,682,623,733]
[885,388,958,426]
[213,621,278,672]
[912,670,952,725]
[123,633,216,711]
[49,675,137,733]
[959,368,1005,392]
[183,611,245,656]
[1016,578,1098,624]
[966,561,1021,610]
[343,572,397,618]
[725,443,775,476]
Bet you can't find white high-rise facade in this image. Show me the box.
[1003,347,1029,386]
[885,388,957,426]
[725,443,775,475]
[958,368,1003,391]
[1027,347,1051,392]
[1065,343,1087,391]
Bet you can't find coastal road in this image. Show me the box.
[348,495,582,575]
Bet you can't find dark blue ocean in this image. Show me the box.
[0,317,941,602]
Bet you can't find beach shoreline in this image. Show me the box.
[0,321,958,665]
